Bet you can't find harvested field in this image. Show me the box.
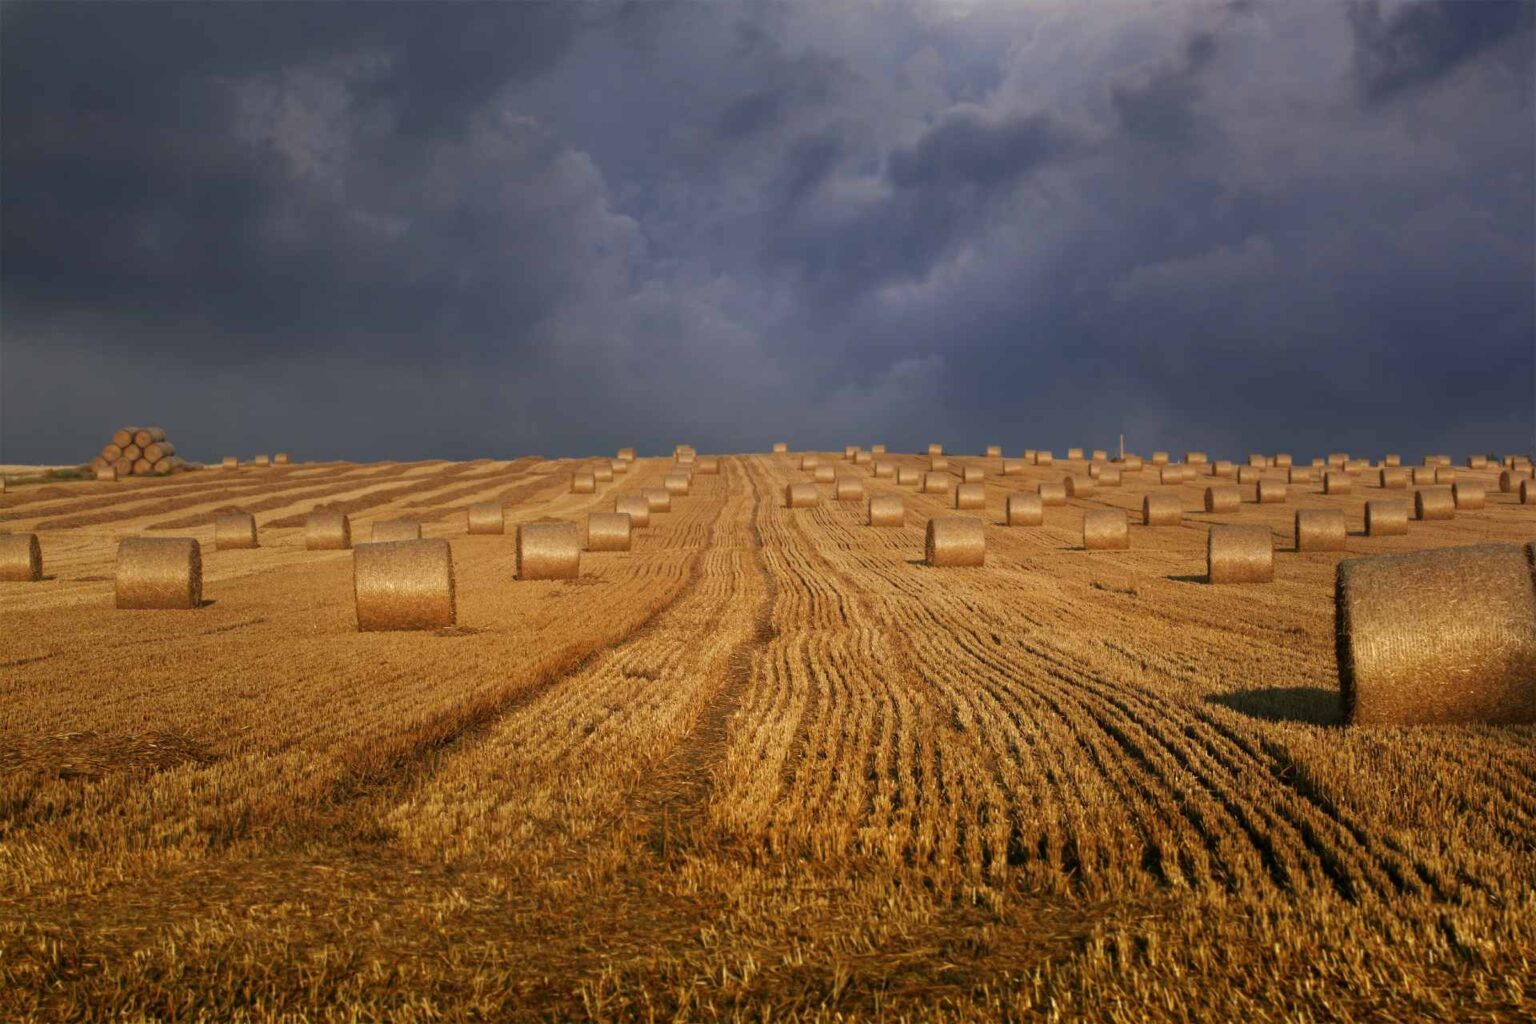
[1,451,1534,1022]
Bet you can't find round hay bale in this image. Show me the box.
[1207,525,1274,583]
[1275,454,1293,468]
[1415,487,1455,520]
[96,465,118,482]
[132,428,161,448]
[122,443,143,462]
[1151,451,1170,465]
[1038,481,1067,506]
[1310,458,1326,468]
[1143,493,1183,526]
[1064,474,1095,498]
[467,502,504,535]
[772,442,788,454]
[835,475,865,502]
[131,458,153,476]
[90,456,109,473]
[1034,451,1055,466]
[664,472,691,495]
[923,472,954,495]
[854,450,872,465]
[1499,470,1521,492]
[844,445,859,461]
[962,466,985,483]
[1452,482,1485,510]
[1336,544,1536,725]
[1347,459,1371,473]
[873,460,896,478]
[253,454,271,467]
[927,443,944,457]
[954,482,985,509]
[930,455,950,472]
[1428,454,1451,467]
[1323,471,1352,495]
[273,453,290,466]
[143,442,175,462]
[1185,451,1209,465]
[0,533,43,582]
[1236,466,1262,484]
[306,510,352,550]
[1327,453,1348,469]
[1089,449,1106,462]
[801,454,820,470]
[222,456,238,469]
[214,512,258,550]
[1157,466,1182,485]
[102,443,124,462]
[1296,509,1347,551]
[610,459,628,475]
[813,464,836,483]
[871,444,887,455]
[1212,460,1237,478]
[1082,509,1128,550]
[1256,479,1287,504]
[614,493,651,528]
[1383,454,1401,467]
[675,450,696,466]
[593,463,614,483]
[572,471,597,494]
[585,511,632,552]
[1092,465,1122,487]
[116,537,201,609]
[152,459,174,475]
[1411,467,1436,485]
[1522,479,1536,505]
[112,428,135,448]
[985,445,1002,458]
[1467,455,1489,469]
[1364,500,1408,537]
[926,516,984,567]
[112,457,133,477]
[1379,468,1408,489]
[353,539,455,631]
[1006,492,1043,526]
[785,482,819,509]
[896,466,922,486]
[1119,455,1144,472]
[1066,447,1085,461]
[618,447,636,462]
[1001,458,1024,476]
[372,519,422,543]
[643,487,672,513]
[1204,485,1240,513]
[1434,467,1457,485]
[1247,454,1267,468]
[867,494,904,527]
[517,522,581,580]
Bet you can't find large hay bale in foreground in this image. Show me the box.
[665,472,691,496]
[1452,482,1485,510]
[0,533,43,582]
[372,520,422,543]
[926,516,984,567]
[1207,525,1273,583]
[1296,509,1346,551]
[786,482,819,508]
[572,471,597,494]
[585,512,632,552]
[1415,487,1455,521]
[1336,544,1536,725]
[867,494,904,527]
[306,510,352,550]
[116,537,201,609]
[643,488,672,513]
[1006,493,1043,526]
[614,493,651,528]
[1204,485,1240,513]
[923,472,954,495]
[353,539,455,631]
[1038,481,1067,506]
[214,512,258,550]
[835,476,865,502]
[517,522,581,580]
[1143,494,1182,526]
[467,503,504,535]
[1364,500,1408,537]
[954,482,985,509]
[1082,509,1128,550]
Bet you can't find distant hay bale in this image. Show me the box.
[1411,467,1436,485]
[1001,459,1023,476]
[1247,454,1267,468]
[253,454,270,467]
[897,466,922,486]
[1038,481,1067,506]
[867,494,904,527]
[923,472,954,495]
[1428,454,1452,467]
[962,466,985,483]
[116,537,201,610]
[102,443,124,462]
[214,512,258,550]
[871,444,887,455]
[925,516,984,567]
[1236,466,1262,484]
[1158,466,1181,485]
[1143,493,1182,526]
[152,459,174,476]
[1256,479,1287,504]
[773,442,788,454]
[1091,449,1108,462]
[854,450,872,465]
[873,460,896,478]
[618,447,636,461]
[1007,492,1043,526]
[1327,453,1348,469]
[835,475,865,501]
[1379,468,1408,489]
[1336,544,1536,725]
[1207,525,1274,583]
[1383,454,1401,467]
[353,539,455,631]
[1310,458,1326,468]
[665,471,691,495]
[675,449,696,466]
[1452,482,1485,510]
[372,519,422,543]
[1082,509,1128,550]
[1523,480,1536,505]
[572,471,597,494]
[274,453,290,466]
[222,456,238,469]
[930,455,950,472]
[113,457,133,477]
[1151,451,1170,465]
[467,502,504,535]
[517,522,581,580]
[585,511,632,552]
[1467,455,1489,469]
[1365,500,1408,537]
[305,510,352,550]
[1434,468,1457,484]
[1064,474,1095,498]
[133,427,165,448]
[643,487,672,513]
[123,444,142,462]
[610,459,628,475]
[1067,447,1085,461]
[801,454,820,470]
[1275,454,1293,468]
[0,533,43,582]
[843,445,859,461]
[785,481,820,508]
[132,458,153,477]
[1323,471,1352,495]
[1034,450,1054,466]
[954,482,985,509]
[1204,485,1240,513]
[813,464,836,483]
[927,443,944,457]
[1415,487,1455,520]
[985,445,1002,458]
[1185,451,1208,465]
[96,465,118,482]
[1095,465,1123,486]
[1211,460,1237,478]
[1296,509,1347,551]
[143,441,175,462]
[614,493,651,528]
[1120,455,1144,472]
[1347,459,1371,473]
[593,463,614,483]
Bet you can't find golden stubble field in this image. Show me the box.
[1,451,1533,1022]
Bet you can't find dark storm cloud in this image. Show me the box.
[1349,0,1534,101]
[887,107,1071,190]
[1110,31,1218,143]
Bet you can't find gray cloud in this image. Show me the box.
[1349,0,1533,101]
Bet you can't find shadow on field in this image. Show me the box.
[1208,686,1343,726]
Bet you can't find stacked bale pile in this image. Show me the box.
[90,426,190,478]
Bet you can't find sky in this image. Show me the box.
[2,0,1532,464]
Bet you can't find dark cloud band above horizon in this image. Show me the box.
[3,0,1532,464]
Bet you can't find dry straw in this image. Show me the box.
[873,460,896,478]
[215,512,258,550]
[962,466,985,483]
[897,466,921,486]
[1151,451,1170,465]
[222,456,238,469]
[926,516,985,567]
[372,519,422,543]
[923,472,954,495]
[1002,458,1023,476]
[353,539,455,631]
[585,511,632,552]
[644,487,672,513]
[835,476,865,501]
[1064,474,1095,498]
[985,445,1003,458]
[772,442,788,454]
[1034,450,1055,466]
[867,494,904,527]
[254,454,271,467]
[1204,486,1240,513]
[1324,471,1352,495]
[1082,509,1129,550]
[144,442,174,462]
[593,463,614,482]
[665,471,691,495]
[1090,449,1107,461]
[116,537,201,609]
[1038,481,1067,506]
[1364,500,1408,536]
[813,464,836,483]
[1006,492,1043,526]
[1207,525,1273,583]
[132,458,153,476]
[1410,467,1435,485]
[572,471,597,494]
[467,503,504,535]
[954,482,986,509]
[1256,479,1287,504]
[0,533,43,582]
[1336,543,1536,725]
[930,455,951,472]
[1247,454,1267,467]
[1295,509,1347,551]
[517,522,581,580]
[1415,487,1455,520]
[1327,453,1349,468]
[614,493,651,528]
[1452,482,1485,510]
[785,482,820,508]
[1379,468,1408,489]
[306,510,352,550]
[1143,493,1183,526]
[112,428,135,448]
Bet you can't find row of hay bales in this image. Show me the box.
[88,426,189,480]
[219,453,292,469]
